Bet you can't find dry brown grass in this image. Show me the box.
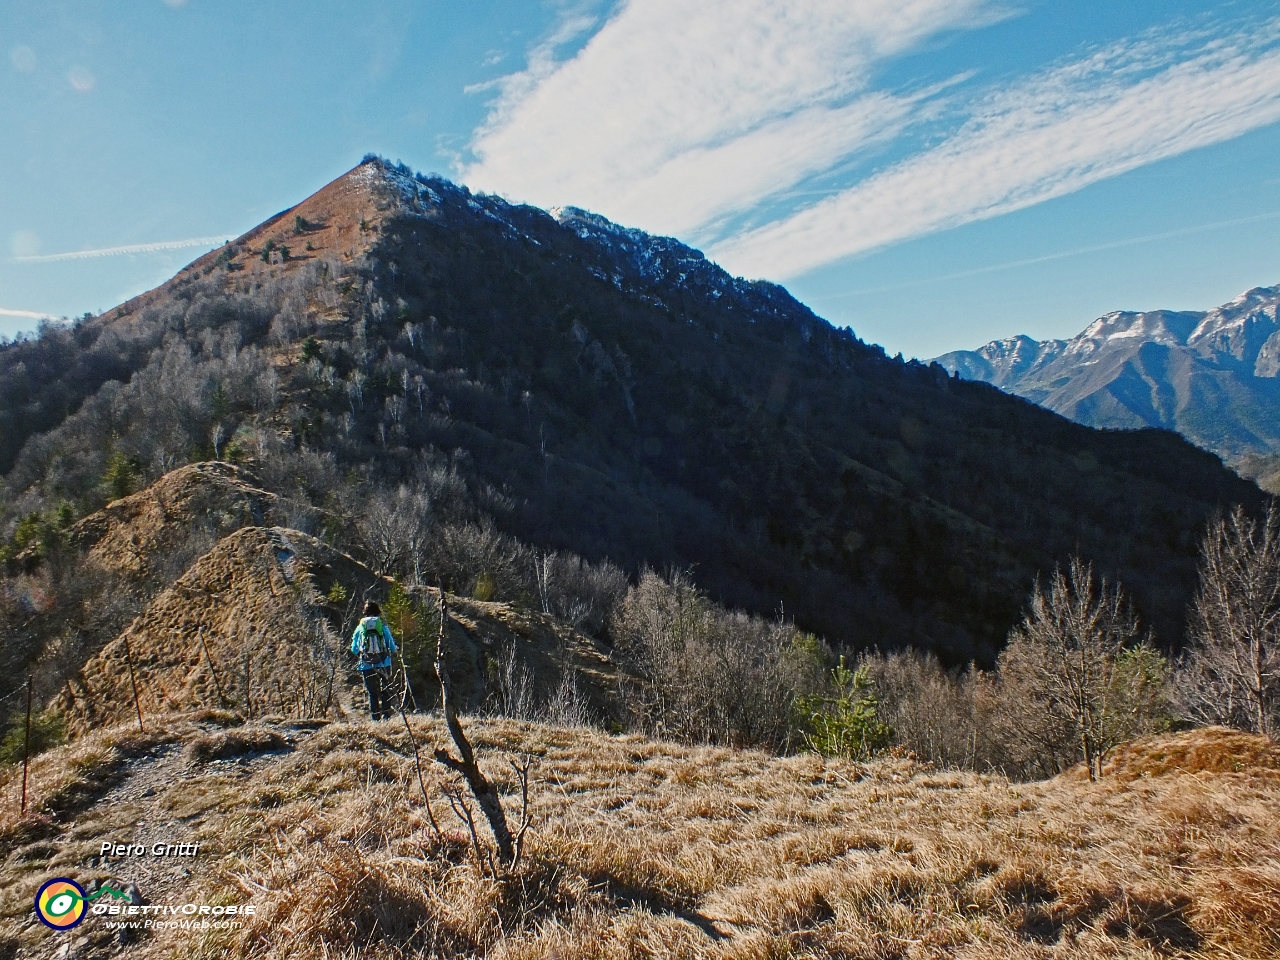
[67,461,318,583]
[182,726,291,765]
[1094,726,1280,780]
[0,724,178,856]
[3,719,1277,959]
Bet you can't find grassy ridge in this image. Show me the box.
[2,715,1277,958]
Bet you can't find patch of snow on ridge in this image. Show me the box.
[1103,317,1184,344]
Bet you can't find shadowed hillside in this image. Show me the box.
[0,159,1266,673]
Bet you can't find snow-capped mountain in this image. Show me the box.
[934,286,1280,463]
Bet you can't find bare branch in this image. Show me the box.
[432,592,517,865]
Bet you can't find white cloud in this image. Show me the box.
[589,93,916,238]
[14,235,232,263]
[462,0,1001,237]
[829,209,1280,299]
[0,307,56,320]
[713,24,1280,278]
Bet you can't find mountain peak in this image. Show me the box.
[935,284,1280,463]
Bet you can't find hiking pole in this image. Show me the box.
[122,633,145,733]
[20,677,32,816]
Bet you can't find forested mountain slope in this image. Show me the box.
[0,158,1264,664]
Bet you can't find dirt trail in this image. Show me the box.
[9,720,324,960]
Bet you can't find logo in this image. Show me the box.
[35,878,128,930]
[35,879,87,930]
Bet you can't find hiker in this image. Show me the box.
[351,601,397,721]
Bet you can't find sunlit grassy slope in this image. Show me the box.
[2,715,1277,959]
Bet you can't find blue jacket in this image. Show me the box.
[351,616,397,671]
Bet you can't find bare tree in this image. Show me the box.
[861,650,983,771]
[1177,504,1280,737]
[542,668,594,728]
[532,549,627,635]
[487,641,536,721]
[1001,558,1156,781]
[359,484,432,582]
[431,594,523,868]
[610,568,818,748]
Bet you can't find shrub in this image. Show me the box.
[301,336,323,363]
[0,708,66,766]
[532,550,628,636]
[998,558,1165,781]
[102,452,138,502]
[861,650,982,769]
[473,572,497,602]
[383,583,420,643]
[610,569,824,748]
[794,658,891,760]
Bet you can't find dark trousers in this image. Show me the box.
[361,669,391,721]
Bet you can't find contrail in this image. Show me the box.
[0,307,57,319]
[13,235,234,263]
[826,210,1280,298]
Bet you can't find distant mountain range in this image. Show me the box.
[933,286,1280,479]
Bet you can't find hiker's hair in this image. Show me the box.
[364,601,381,617]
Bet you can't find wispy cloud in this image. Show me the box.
[14,235,232,263]
[829,209,1280,298]
[0,307,57,320]
[464,6,1280,285]
[713,22,1280,277]
[462,0,1002,237]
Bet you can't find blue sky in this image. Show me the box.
[4,1,1280,359]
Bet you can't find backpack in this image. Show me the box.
[357,617,387,665]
